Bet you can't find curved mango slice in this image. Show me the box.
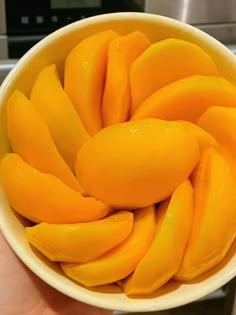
[124,180,193,295]
[61,205,156,287]
[130,39,219,113]
[26,211,133,263]
[175,148,236,281]
[7,90,81,192]
[102,31,150,127]
[198,106,236,176]
[30,64,90,170]
[132,76,236,123]
[64,30,119,135]
[75,119,199,209]
[1,154,110,224]
[177,120,219,154]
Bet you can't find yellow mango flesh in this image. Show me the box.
[64,30,119,135]
[1,154,110,223]
[75,119,199,208]
[176,149,236,281]
[124,180,193,295]
[61,205,156,287]
[102,31,150,127]
[130,39,219,113]
[7,90,81,192]
[132,76,236,123]
[30,64,90,170]
[4,30,236,294]
[26,211,133,263]
[198,106,236,166]
[177,120,219,154]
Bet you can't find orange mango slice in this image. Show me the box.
[177,120,219,154]
[124,180,193,295]
[30,64,90,170]
[1,154,110,224]
[26,211,133,263]
[132,76,236,123]
[75,119,199,208]
[175,148,236,281]
[102,31,150,127]
[64,30,119,135]
[61,205,156,287]
[7,90,81,192]
[198,106,236,159]
[130,39,219,113]
[198,106,236,176]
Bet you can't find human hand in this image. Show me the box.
[0,231,112,315]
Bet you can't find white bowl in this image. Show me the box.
[0,12,235,313]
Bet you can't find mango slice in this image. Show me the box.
[75,119,199,208]
[132,76,236,123]
[198,106,236,176]
[30,64,90,170]
[175,149,236,281]
[130,39,219,113]
[64,30,119,135]
[198,106,236,159]
[61,205,156,287]
[124,180,193,295]
[26,211,133,263]
[102,31,150,127]
[1,154,110,223]
[177,120,219,154]
[7,90,81,192]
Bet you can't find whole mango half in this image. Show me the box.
[75,119,199,208]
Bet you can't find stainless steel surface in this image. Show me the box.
[0,0,6,34]
[198,23,236,45]
[0,35,8,59]
[0,59,17,84]
[145,0,236,25]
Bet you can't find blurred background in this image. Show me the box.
[0,0,236,314]
[2,0,236,84]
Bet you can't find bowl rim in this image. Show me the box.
[0,12,236,312]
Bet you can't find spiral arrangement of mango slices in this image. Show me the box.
[2,29,236,296]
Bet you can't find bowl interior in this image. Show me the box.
[0,12,235,312]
